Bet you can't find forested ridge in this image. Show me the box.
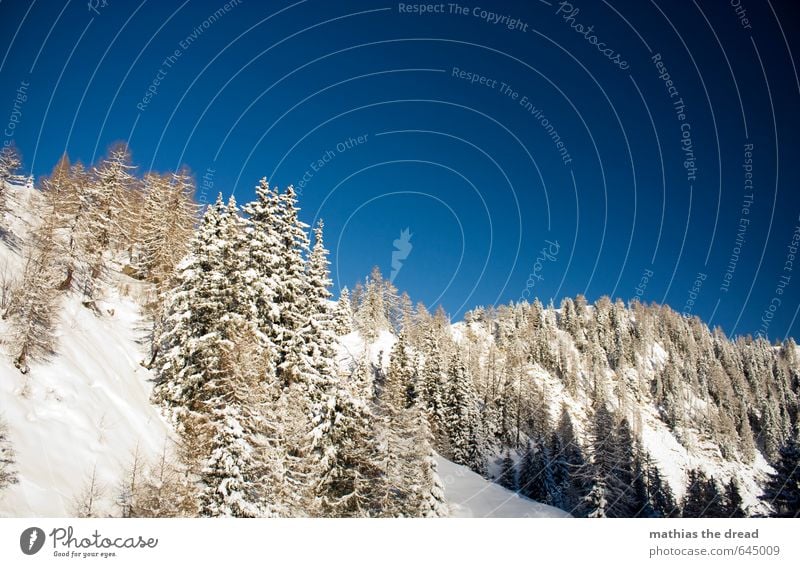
[1,143,798,518]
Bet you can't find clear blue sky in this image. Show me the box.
[1,0,799,339]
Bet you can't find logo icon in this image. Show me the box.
[390,227,413,283]
[20,527,45,555]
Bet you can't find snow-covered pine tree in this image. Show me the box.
[581,405,637,518]
[152,196,228,416]
[723,477,747,518]
[274,185,311,382]
[198,399,270,518]
[155,196,284,517]
[760,430,800,517]
[240,178,281,351]
[312,385,385,517]
[420,318,449,448]
[682,468,717,518]
[304,220,380,516]
[497,451,517,491]
[381,331,447,517]
[518,441,545,503]
[444,349,486,474]
[550,406,588,514]
[647,459,679,518]
[333,287,354,335]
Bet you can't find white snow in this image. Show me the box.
[0,290,173,517]
[436,455,571,518]
[0,180,174,517]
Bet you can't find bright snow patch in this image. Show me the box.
[436,455,571,518]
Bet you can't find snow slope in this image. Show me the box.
[436,455,571,518]
[0,180,173,517]
[0,292,172,517]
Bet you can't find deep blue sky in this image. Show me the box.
[1,0,799,339]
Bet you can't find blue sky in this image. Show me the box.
[1,0,799,339]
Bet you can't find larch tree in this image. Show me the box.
[3,212,60,373]
[134,170,197,291]
[0,418,17,492]
[0,143,21,182]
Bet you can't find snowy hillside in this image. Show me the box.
[449,316,777,515]
[0,181,560,517]
[1,167,797,519]
[436,456,570,518]
[0,179,173,516]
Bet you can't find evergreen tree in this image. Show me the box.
[647,460,679,518]
[519,441,554,504]
[304,222,386,517]
[274,185,311,382]
[723,477,747,518]
[312,379,385,517]
[153,196,241,414]
[498,451,517,491]
[551,406,588,514]
[381,331,447,517]
[760,432,800,517]
[444,349,486,474]
[152,196,283,516]
[198,405,266,518]
[581,406,637,517]
[420,324,448,447]
[240,178,280,355]
[682,468,723,518]
[333,287,354,335]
